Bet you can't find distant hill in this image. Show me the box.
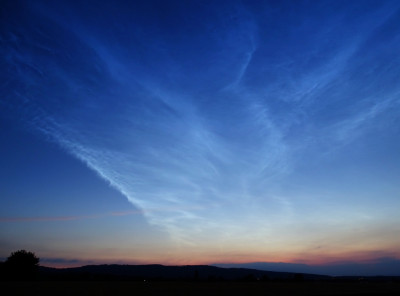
[214,260,400,277]
[38,264,331,281]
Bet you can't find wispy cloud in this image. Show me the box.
[0,216,91,222]
[2,0,400,253]
[0,207,198,222]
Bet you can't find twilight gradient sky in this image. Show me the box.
[1,0,400,276]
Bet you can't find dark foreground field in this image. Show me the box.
[2,281,400,296]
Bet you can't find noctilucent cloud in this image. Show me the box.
[1,0,400,275]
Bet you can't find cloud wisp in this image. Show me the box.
[2,0,400,253]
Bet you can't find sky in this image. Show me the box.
[1,0,400,276]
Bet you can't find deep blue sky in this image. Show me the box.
[1,0,400,276]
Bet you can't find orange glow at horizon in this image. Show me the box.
[38,246,400,269]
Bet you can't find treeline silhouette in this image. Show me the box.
[0,250,322,282]
[1,250,399,283]
[0,250,39,280]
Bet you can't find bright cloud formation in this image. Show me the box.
[1,0,400,263]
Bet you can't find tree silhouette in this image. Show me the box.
[5,250,39,280]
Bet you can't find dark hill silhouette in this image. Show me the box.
[38,264,331,281]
